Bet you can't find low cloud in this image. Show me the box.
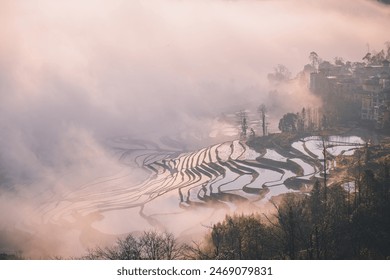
[0,0,389,257]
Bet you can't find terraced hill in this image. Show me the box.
[35,135,365,243]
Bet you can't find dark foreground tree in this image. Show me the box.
[278,113,298,132]
[196,214,280,260]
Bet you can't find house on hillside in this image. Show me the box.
[360,64,390,128]
[309,58,390,129]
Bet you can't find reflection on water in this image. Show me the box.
[34,134,365,249]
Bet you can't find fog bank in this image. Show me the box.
[0,0,389,257]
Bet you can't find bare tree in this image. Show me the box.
[334,56,345,66]
[257,104,268,136]
[236,110,248,140]
[83,230,186,260]
[267,64,291,84]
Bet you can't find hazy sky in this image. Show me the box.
[0,0,389,256]
[1,0,389,196]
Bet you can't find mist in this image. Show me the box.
[0,0,389,257]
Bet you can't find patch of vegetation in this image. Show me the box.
[247,132,302,151]
[194,166,390,259]
[0,252,24,260]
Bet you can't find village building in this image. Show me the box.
[309,59,390,129]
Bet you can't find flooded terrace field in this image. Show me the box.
[34,134,365,247]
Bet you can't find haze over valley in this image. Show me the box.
[0,0,389,258]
